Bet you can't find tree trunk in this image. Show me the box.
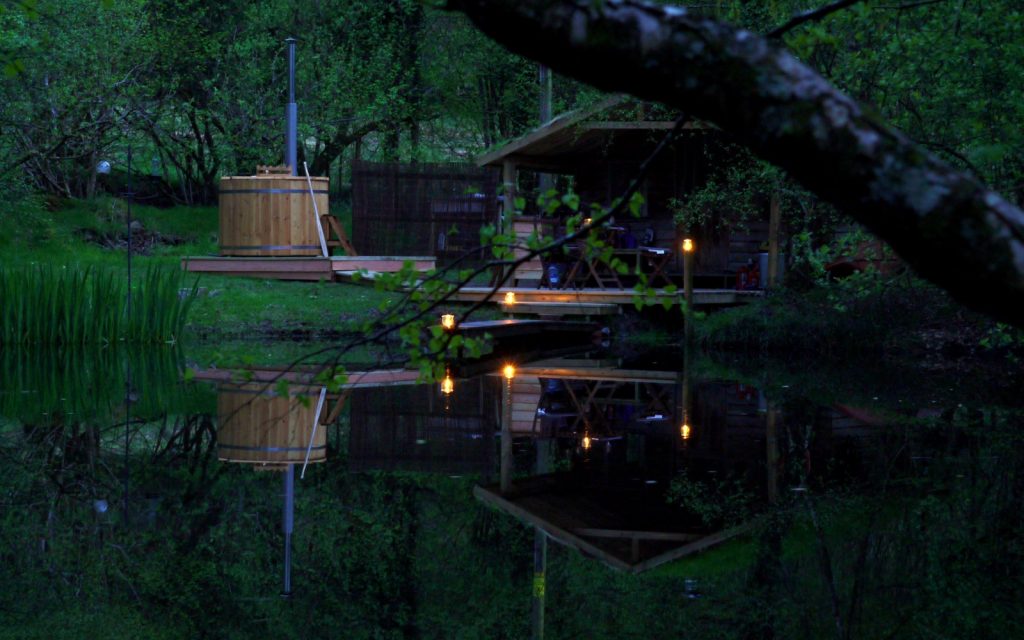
[448,0,1024,327]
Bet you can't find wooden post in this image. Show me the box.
[502,160,517,235]
[538,65,553,194]
[501,160,518,284]
[501,374,513,494]
[768,193,781,288]
[531,528,548,640]
[683,240,695,345]
[766,402,779,505]
[681,344,692,446]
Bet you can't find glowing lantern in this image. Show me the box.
[681,423,691,440]
[504,291,517,305]
[682,238,695,253]
[440,314,456,330]
[441,375,454,395]
[582,435,592,450]
[503,364,516,380]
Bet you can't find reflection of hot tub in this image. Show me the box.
[218,174,328,256]
[216,383,326,470]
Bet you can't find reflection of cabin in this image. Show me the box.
[347,379,501,475]
[476,96,785,287]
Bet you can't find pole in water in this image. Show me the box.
[531,528,548,640]
[285,37,298,176]
[282,463,294,597]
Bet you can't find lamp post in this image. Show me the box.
[682,238,695,345]
[500,364,515,494]
[98,147,134,526]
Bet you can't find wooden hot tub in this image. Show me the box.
[218,174,328,256]
[216,383,327,469]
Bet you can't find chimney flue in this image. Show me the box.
[285,37,298,176]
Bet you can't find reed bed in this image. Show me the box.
[0,346,209,424]
[0,265,198,345]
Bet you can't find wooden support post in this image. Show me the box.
[766,402,779,505]
[683,242,695,345]
[502,160,517,235]
[501,375,513,495]
[538,65,554,194]
[499,160,518,285]
[768,193,781,288]
[681,344,692,446]
[531,528,547,640]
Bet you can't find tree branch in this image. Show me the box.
[447,0,1024,327]
[768,0,865,39]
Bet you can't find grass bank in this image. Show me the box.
[0,195,401,342]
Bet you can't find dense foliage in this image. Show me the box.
[0,0,598,205]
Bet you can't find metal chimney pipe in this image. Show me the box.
[285,37,298,176]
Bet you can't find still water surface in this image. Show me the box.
[1,347,1022,638]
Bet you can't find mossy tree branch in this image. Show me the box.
[447,0,1024,326]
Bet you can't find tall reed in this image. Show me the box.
[0,265,198,345]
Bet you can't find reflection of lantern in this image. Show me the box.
[217,383,326,470]
[441,375,455,395]
[441,314,456,330]
[504,291,516,305]
[682,238,695,253]
[503,364,516,380]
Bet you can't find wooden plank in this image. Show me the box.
[191,367,421,388]
[502,302,619,316]
[330,257,436,273]
[450,286,761,306]
[505,366,678,383]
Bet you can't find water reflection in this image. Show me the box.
[3,348,1023,637]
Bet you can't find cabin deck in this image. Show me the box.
[181,255,437,281]
[180,256,763,315]
[453,286,762,310]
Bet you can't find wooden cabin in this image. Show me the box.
[477,96,785,288]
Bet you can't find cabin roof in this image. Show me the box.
[475,95,705,172]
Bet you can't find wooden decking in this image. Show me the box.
[180,255,763,316]
[454,286,762,308]
[181,255,437,281]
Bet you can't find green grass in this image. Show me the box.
[0,195,403,341]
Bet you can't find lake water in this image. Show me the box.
[2,346,1022,638]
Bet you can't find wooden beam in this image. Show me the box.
[768,193,782,288]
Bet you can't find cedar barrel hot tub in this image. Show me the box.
[216,383,327,470]
[218,172,328,256]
